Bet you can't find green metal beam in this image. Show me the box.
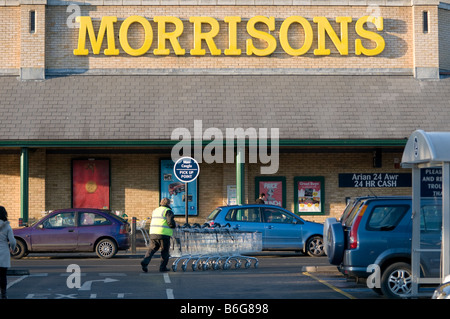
[236,147,245,205]
[20,148,29,223]
[0,138,408,148]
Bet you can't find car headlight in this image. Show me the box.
[432,282,450,299]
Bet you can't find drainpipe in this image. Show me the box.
[236,146,245,205]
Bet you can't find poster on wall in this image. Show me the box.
[294,176,325,215]
[72,159,110,209]
[227,185,237,205]
[160,159,198,216]
[255,176,286,207]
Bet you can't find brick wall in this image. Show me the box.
[0,7,20,72]
[0,2,443,78]
[0,149,412,227]
[0,153,20,226]
[45,5,414,72]
[248,151,410,224]
[439,6,450,71]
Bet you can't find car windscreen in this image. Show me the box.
[206,208,221,221]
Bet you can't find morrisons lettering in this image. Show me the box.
[73,15,385,57]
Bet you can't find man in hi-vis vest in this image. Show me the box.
[141,198,176,272]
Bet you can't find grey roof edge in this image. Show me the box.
[45,68,414,77]
[2,0,441,5]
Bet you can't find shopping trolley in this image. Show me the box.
[170,223,262,272]
[136,218,150,247]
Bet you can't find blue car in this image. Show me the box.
[206,204,324,256]
[12,208,130,259]
[325,196,442,298]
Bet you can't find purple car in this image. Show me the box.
[12,208,130,259]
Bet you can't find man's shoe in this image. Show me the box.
[141,261,148,273]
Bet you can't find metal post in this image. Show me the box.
[411,166,421,296]
[236,146,245,205]
[442,163,450,281]
[131,217,136,254]
[20,147,29,224]
[185,182,189,224]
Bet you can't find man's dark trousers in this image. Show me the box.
[141,237,171,271]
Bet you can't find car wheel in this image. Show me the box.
[95,239,117,259]
[326,222,345,265]
[380,262,412,298]
[306,235,325,257]
[11,239,27,259]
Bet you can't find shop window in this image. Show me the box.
[423,11,429,33]
[30,10,36,33]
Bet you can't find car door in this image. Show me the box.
[262,207,302,250]
[30,211,78,251]
[77,212,112,251]
[224,206,265,239]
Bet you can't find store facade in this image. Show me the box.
[1,0,450,226]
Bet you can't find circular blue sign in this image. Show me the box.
[173,157,200,183]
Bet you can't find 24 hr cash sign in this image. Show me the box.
[73,15,385,57]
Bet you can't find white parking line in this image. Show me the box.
[163,273,173,299]
[163,273,171,284]
[7,275,28,289]
[166,288,174,299]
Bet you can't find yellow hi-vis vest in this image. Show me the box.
[149,206,173,236]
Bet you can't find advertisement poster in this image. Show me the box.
[255,177,286,207]
[72,159,110,209]
[259,181,283,207]
[295,177,325,215]
[160,159,198,216]
[227,185,237,205]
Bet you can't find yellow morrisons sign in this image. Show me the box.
[74,15,385,57]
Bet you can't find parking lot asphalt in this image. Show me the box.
[6,247,386,300]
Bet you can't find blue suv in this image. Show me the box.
[206,204,325,257]
[325,196,442,298]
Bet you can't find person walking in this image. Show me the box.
[255,193,266,204]
[141,198,176,272]
[0,206,16,299]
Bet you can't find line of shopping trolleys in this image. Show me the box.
[136,219,262,272]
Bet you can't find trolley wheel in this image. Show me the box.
[181,264,187,272]
[223,262,231,270]
[172,264,177,272]
[235,261,241,269]
[245,261,251,269]
[254,261,259,268]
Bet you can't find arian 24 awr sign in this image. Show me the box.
[73,15,385,57]
[338,173,412,188]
